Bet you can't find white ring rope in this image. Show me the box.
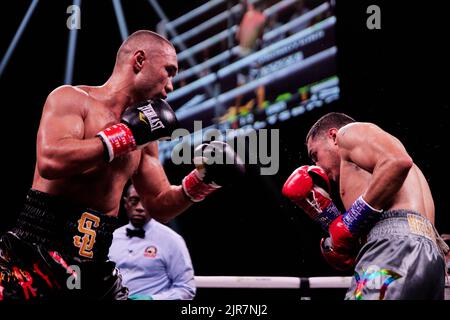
[194,276,352,289]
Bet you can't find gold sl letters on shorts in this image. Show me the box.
[73,212,100,258]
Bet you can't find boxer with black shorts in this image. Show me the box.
[0,30,243,300]
[283,112,449,299]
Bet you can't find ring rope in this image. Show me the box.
[194,276,352,289]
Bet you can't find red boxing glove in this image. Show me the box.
[323,196,382,270]
[282,165,340,231]
[320,236,357,271]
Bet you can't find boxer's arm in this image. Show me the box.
[323,122,412,264]
[337,122,413,209]
[37,86,105,179]
[132,143,192,224]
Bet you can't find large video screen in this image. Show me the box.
[159,0,339,162]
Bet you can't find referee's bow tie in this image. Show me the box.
[126,228,145,238]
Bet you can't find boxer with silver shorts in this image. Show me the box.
[283,112,448,299]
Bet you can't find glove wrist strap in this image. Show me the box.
[315,202,341,231]
[97,123,136,162]
[182,169,221,202]
[342,195,382,235]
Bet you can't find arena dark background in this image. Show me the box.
[0,0,448,301]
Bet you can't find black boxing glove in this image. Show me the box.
[97,99,178,162]
[182,141,245,202]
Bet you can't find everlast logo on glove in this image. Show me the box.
[73,212,100,258]
[97,98,178,161]
[138,104,165,132]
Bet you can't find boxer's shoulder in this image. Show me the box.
[48,84,89,101]
[336,122,383,149]
[338,122,383,136]
[44,85,90,116]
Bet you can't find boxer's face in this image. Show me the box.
[135,44,177,101]
[307,130,341,181]
[124,186,150,228]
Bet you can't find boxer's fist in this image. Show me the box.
[97,99,178,162]
[320,236,357,271]
[182,141,245,202]
[121,99,178,145]
[328,195,382,244]
[324,195,383,270]
[282,165,340,231]
[194,141,245,186]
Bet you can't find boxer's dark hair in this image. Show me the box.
[306,112,355,144]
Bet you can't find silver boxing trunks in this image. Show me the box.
[345,210,448,300]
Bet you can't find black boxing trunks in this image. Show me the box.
[0,189,128,300]
[345,210,449,300]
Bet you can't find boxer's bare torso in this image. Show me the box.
[337,123,434,223]
[339,160,434,223]
[32,85,153,216]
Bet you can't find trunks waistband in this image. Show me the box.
[11,189,118,262]
[367,209,449,255]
